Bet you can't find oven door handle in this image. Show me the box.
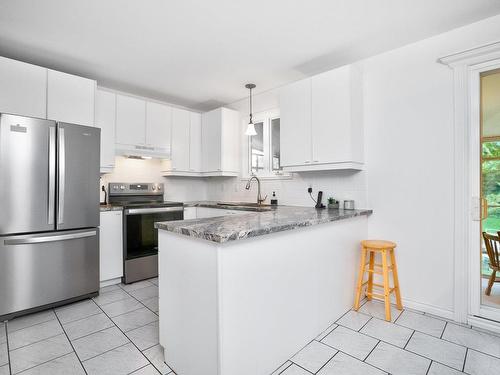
[125,207,184,215]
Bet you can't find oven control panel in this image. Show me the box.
[108,182,164,195]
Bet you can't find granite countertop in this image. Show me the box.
[155,205,372,243]
[99,205,123,212]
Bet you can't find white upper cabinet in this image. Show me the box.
[95,89,116,172]
[0,56,47,119]
[279,64,363,171]
[220,108,240,173]
[201,108,222,173]
[201,107,239,176]
[115,94,146,146]
[146,101,172,151]
[115,95,173,158]
[170,108,191,171]
[279,78,312,167]
[311,66,363,166]
[47,69,95,126]
[164,110,203,175]
[189,112,202,172]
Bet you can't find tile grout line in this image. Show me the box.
[53,309,88,375]
[322,346,388,375]
[312,350,338,374]
[355,310,500,363]
[357,315,373,332]
[287,361,315,374]
[92,298,165,374]
[117,284,159,316]
[462,348,468,373]
[57,310,104,326]
[425,360,432,375]
[273,361,292,375]
[6,314,56,334]
[100,303,145,320]
[7,331,65,353]
[4,322,12,375]
[79,341,131,364]
[440,321,448,339]
[363,338,380,362]
[403,329,415,349]
[15,349,75,375]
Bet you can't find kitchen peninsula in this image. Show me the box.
[155,205,372,375]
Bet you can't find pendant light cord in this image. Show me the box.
[249,86,253,124]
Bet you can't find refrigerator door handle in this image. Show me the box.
[48,126,56,225]
[57,127,65,224]
[3,230,97,245]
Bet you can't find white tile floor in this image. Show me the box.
[2,281,500,374]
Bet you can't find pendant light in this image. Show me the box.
[245,83,257,136]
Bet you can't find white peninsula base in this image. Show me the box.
[158,216,367,375]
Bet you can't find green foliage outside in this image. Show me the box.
[481,141,500,276]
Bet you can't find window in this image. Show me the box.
[250,122,265,173]
[248,111,284,177]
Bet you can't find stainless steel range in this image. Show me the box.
[108,183,183,284]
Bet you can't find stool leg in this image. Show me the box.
[390,249,403,310]
[367,251,375,300]
[381,249,391,321]
[354,247,367,311]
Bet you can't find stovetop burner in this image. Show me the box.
[107,182,183,208]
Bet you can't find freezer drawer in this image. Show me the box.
[0,229,99,319]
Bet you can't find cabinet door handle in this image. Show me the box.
[313,160,319,163]
[304,161,311,164]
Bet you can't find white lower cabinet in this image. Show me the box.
[99,210,123,283]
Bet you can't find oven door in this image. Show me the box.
[124,206,183,260]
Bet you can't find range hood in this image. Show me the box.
[115,143,171,160]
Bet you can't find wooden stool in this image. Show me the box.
[354,240,402,321]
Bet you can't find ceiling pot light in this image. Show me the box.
[245,83,257,136]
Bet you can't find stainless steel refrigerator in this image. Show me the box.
[0,113,100,320]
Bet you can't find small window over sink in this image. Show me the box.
[248,110,286,178]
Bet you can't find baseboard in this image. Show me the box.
[99,277,122,288]
[402,298,455,320]
[468,316,500,335]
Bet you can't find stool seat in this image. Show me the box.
[361,240,397,249]
[354,239,402,321]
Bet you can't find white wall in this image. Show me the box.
[101,156,207,202]
[209,14,500,317]
[361,13,500,316]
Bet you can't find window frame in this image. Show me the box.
[245,109,290,179]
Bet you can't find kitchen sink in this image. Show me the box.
[216,202,273,211]
[217,202,272,207]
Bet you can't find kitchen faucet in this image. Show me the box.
[245,176,267,205]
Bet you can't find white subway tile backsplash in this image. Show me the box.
[206,171,368,208]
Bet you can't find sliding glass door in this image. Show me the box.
[479,69,500,315]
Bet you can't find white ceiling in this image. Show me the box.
[1,0,499,111]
